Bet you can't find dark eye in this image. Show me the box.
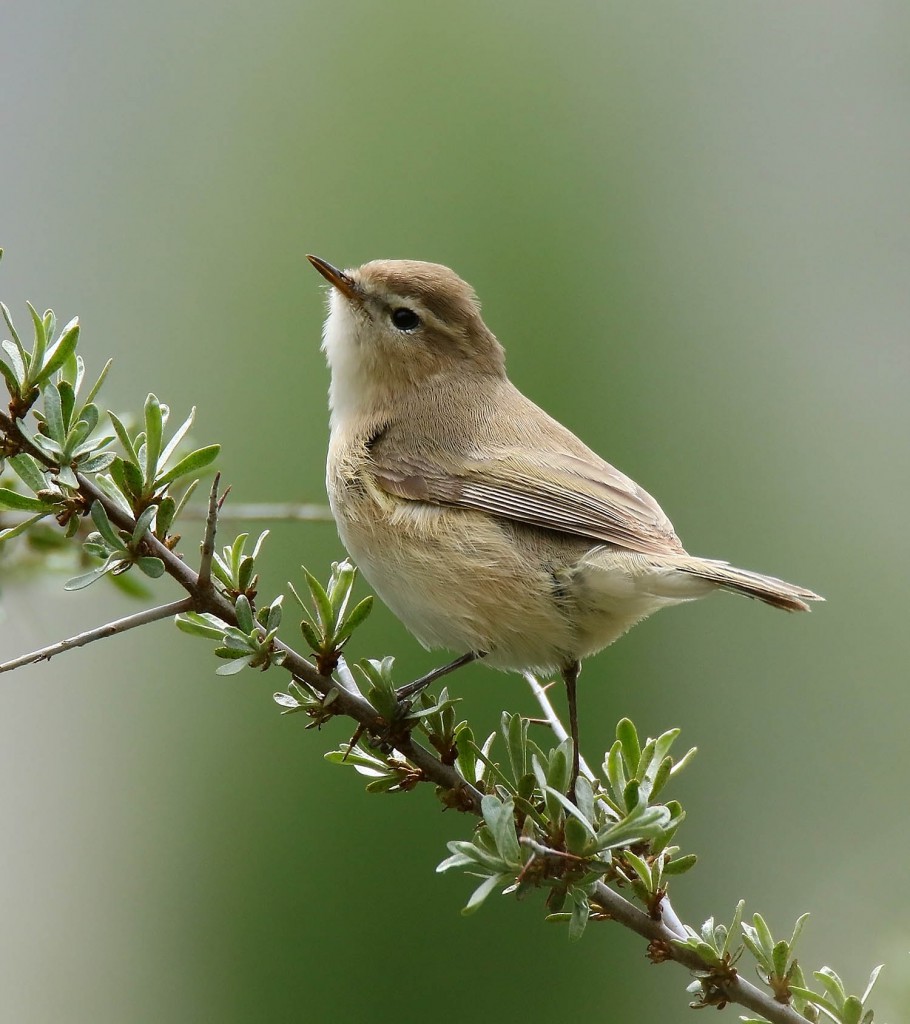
[390,307,420,331]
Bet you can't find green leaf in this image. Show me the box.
[34,317,79,385]
[0,299,26,359]
[108,411,139,464]
[58,381,76,432]
[154,444,220,489]
[90,500,123,549]
[842,996,863,1024]
[26,302,47,381]
[574,774,595,824]
[80,358,113,410]
[8,454,47,493]
[1,340,27,388]
[0,487,53,512]
[64,557,124,590]
[0,353,20,394]
[78,451,116,473]
[481,795,521,864]
[143,394,163,488]
[616,717,641,774]
[131,504,156,546]
[567,888,590,941]
[303,567,334,634]
[564,816,592,856]
[158,406,195,467]
[462,873,506,915]
[0,511,50,543]
[334,595,373,642]
[135,556,165,578]
[861,964,883,1004]
[109,456,144,501]
[215,655,253,676]
[543,786,597,839]
[42,383,65,442]
[235,595,256,634]
[175,612,225,640]
[662,853,697,876]
[814,967,847,1006]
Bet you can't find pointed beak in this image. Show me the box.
[307,254,361,303]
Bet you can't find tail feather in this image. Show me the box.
[677,557,824,612]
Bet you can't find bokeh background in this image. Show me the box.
[2,3,909,1021]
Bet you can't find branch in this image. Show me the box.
[180,502,332,522]
[0,597,193,674]
[588,882,809,1024]
[71,473,484,813]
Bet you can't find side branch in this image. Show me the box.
[0,597,194,674]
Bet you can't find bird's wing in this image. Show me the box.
[371,446,685,555]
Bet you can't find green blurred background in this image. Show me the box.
[2,2,908,1021]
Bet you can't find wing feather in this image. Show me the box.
[371,446,685,555]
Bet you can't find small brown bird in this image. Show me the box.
[308,255,822,783]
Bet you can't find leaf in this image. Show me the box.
[616,717,641,774]
[334,595,373,643]
[131,504,157,545]
[861,964,883,1004]
[109,456,144,501]
[7,454,45,500]
[543,786,597,838]
[481,795,521,864]
[567,888,590,942]
[58,381,76,432]
[0,353,20,394]
[135,556,165,578]
[573,773,595,825]
[42,383,65,442]
[1,340,27,387]
[175,612,225,640]
[26,302,47,381]
[143,394,164,488]
[303,567,334,635]
[80,358,113,410]
[0,299,26,359]
[461,873,506,915]
[662,853,697,876]
[90,500,124,549]
[158,406,195,467]
[0,487,53,512]
[154,444,220,488]
[235,595,256,634]
[108,411,139,464]
[64,557,124,590]
[215,655,253,676]
[78,451,117,473]
[33,317,79,385]
[0,511,50,543]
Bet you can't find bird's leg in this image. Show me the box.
[562,660,581,795]
[395,650,485,701]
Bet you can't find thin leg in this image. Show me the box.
[395,650,485,700]
[562,660,581,794]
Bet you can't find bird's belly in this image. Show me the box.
[330,484,582,671]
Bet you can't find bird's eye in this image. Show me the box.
[390,307,421,331]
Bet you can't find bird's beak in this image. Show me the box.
[307,254,361,303]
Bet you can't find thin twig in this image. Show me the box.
[0,597,194,674]
[197,473,220,590]
[180,502,333,522]
[522,672,595,781]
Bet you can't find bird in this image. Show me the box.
[307,254,822,786]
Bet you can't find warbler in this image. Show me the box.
[308,255,822,782]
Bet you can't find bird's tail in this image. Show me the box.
[669,556,824,612]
